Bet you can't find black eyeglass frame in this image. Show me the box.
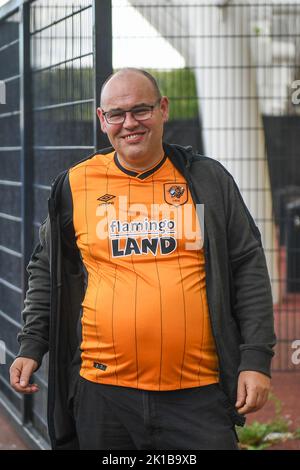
[101,98,162,124]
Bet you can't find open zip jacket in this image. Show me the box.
[17,143,276,449]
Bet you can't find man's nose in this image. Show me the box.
[123,111,139,128]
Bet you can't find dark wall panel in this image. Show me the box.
[0,186,21,217]
[0,251,21,289]
[0,316,21,355]
[0,39,19,80]
[264,116,300,191]
[0,116,21,146]
[0,219,21,253]
[0,151,21,181]
[0,284,21,322]
[33,149,95,186]
[33,113,94,147]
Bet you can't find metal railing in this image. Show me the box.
[0,0,112,448]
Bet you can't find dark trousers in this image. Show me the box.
[73,376,240,450]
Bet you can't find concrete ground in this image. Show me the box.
[0,407,29,450]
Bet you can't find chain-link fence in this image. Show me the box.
[0,0,112,447]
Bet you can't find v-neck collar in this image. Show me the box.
[114,152,167,180]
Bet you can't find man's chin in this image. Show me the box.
[119,143,147,160]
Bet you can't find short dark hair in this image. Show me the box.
[100,68,162,105]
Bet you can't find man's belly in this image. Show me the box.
[79,264,219,391]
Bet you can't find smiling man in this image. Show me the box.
[10,68,276,450]
[97,69,167,171]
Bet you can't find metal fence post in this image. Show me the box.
[93,0,113,151]
[19,0,33,425]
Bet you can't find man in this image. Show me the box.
[10,68,276,450]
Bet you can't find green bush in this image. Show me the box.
[236,391,292,450]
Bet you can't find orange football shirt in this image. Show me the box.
[68,151,219,390]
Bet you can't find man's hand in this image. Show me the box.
[235,370,270,415]
[10,357,39,394]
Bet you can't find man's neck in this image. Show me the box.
[116,151,165,173]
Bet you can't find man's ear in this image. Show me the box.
[160,96,169,123]
[97,107,107,134]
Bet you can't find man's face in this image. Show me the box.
[97,73,169,164]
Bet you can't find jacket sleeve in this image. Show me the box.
[226,174,277,377]
[16,217,51,369]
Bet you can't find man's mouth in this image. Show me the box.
[122,132,146,142]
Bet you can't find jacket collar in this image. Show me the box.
[163,141,195,174]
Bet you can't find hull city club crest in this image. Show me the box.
[164,182,188,206]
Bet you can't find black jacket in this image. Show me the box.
[17,143,276,449]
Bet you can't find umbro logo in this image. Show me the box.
[97,194,115,205]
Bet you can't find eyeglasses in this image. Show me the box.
[101,99,161,125]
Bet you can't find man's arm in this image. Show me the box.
[226,174,276,413]
[10,217,51,394]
